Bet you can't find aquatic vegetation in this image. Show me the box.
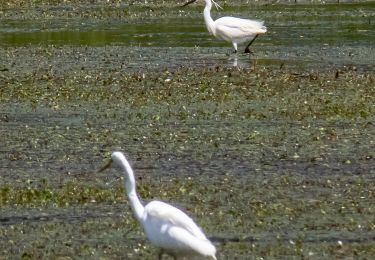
[1,172,375,258]
[1,59,374,258]
[1,64,374,120]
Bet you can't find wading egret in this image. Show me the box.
[99,151,217,260]
[183,0,267,53]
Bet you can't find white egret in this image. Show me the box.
[99,151,217,260]
[183,0,267,53]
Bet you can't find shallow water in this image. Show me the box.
[0,3,374,70]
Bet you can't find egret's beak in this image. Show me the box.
[182,0,197,7]
[98,159,112,173]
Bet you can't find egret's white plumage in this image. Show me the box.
[184,0,267,53]
[100,152,216,260]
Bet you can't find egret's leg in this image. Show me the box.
[244,34,259,53]
[232,42,238,53]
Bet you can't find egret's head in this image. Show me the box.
[98,151,126,172]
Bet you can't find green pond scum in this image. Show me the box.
[1,0,375,259]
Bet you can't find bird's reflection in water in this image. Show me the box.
[232,56,238,67]
[228,55,255,68]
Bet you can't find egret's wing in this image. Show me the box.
[215,16,267,36]
[145,200,208,240]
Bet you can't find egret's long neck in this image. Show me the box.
[203,0,215,36]
[120,159,144,222]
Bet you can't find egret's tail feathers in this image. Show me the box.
[201,240,216,259]
[256,21,267,34]
[247,19,267,34]
[191,238,216,259]
[258,20,267,33]
[167,227,217,259]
